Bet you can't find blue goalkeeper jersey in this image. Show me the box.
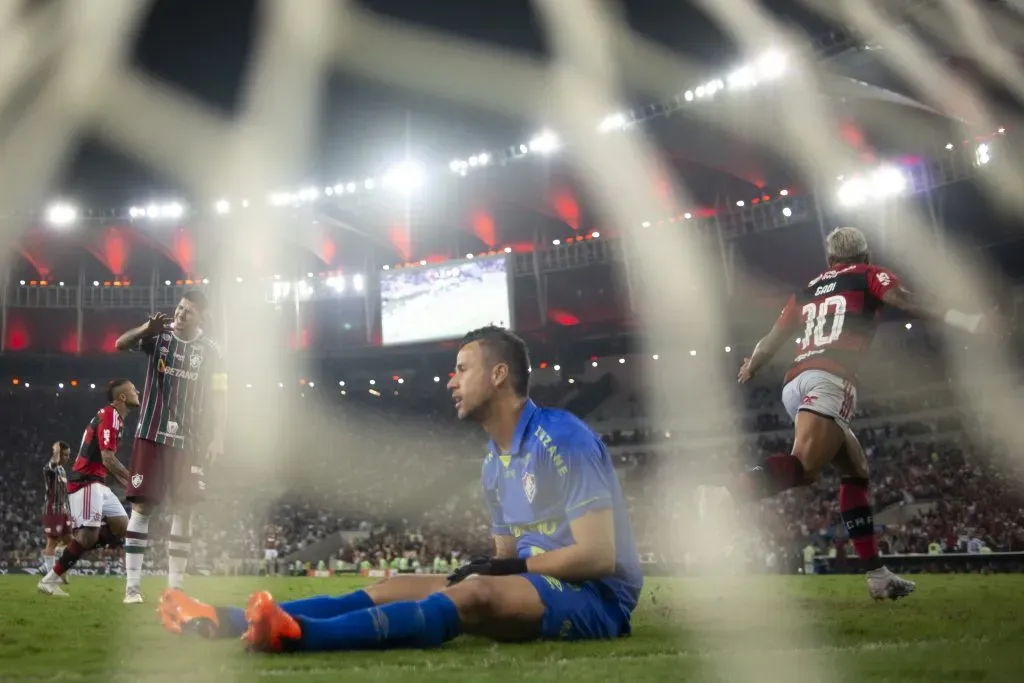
[480,400,643,611]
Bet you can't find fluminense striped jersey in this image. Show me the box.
[135,330,223,449]
[42,462,69,515]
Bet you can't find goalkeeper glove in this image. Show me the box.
[446,556,528,585]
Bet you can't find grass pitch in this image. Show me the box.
[1,574,1021,682]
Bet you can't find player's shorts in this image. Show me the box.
[781,369,857,428]
[264,548,279,562]
[42,513,71,538]
[68,483,127,529]
[522,573,632,641]
[127,438,206,505]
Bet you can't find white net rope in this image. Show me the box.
[2,0,1024,679]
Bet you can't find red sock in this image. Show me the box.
[53,540,87,577]
[731,454,807,501]
[839,477,882,570]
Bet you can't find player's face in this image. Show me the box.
[173,298,203,333]
[52,442,68,464]
[448,341,496,421]
[118,382,141,408]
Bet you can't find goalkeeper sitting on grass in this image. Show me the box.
[159,326,643,652]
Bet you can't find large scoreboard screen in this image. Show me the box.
[380,255,512,346]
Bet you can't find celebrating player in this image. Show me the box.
[38,380,140,596]
[41,441,72,576]
[158,325,643,653]
[114,291,226,604]
[720,226,997,600]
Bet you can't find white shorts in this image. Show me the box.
[68,483,127,529]
[264,548,279,562]
[781,369,857,427]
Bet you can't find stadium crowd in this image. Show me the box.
[2,337,1023,575]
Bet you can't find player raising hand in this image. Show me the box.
[711,226,1002,600]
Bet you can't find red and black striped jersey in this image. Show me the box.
[68,405,123,493]
[778,263,900,385]
[42,462,69,515]
[134,330,223,450]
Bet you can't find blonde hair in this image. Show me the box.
[825,226,869,263]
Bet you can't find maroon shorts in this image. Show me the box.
[42,513,71,539]
[127,438,206,505]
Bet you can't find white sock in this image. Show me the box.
[125,511,150,591]
[42,554,55,572]
[168,513,192,590]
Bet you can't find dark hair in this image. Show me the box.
[57,441,70,453]
[182,290,209,313]
[107,378,132,403]
[460,325,531,397]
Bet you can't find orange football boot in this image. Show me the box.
[159,588,221,637]
[242,591,302,653]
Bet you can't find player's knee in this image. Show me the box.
[447,576,504,623]
[76,527,100,548]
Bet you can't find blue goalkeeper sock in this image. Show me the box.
[296,593,462,652]
[281,589,375,619]
[213,590,375,638]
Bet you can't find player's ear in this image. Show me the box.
[491,361,509,388]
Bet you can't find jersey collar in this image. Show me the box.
[489,399,538,457]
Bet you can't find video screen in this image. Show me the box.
[380,255,512,345]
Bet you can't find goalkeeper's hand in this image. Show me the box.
[446,556,528,586]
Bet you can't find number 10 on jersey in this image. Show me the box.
[801,295,847,349]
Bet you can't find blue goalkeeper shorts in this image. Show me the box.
[522,573,632,641]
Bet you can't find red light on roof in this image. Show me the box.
[70,380,78,387]
[11,378,19,385]
[538,362,548,369]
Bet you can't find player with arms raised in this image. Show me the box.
[720,226,997,599]
[114,291,227,604]
[41,441,72,576]
[158,325,642,653]
[38,380,139,596]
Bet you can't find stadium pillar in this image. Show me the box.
[0,263,6,354]
[150,266,158,315]
[363,252,375,344]
[530,247,548,326]
[714,215,734,297]
[75,266,84,356]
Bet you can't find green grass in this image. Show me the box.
[1,575,1022,682]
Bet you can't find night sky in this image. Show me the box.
[58,0,840,207]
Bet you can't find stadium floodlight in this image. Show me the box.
[163,202,185,220]
[419,260,427,266]
[214,199,231,214]
[352,274,364,292]
[92,280,99,286]
[433,376,440,383]
[382,160,425,192]
[689,349,697,356]
[756,50,786,79]
[779,189,789,196]
[976,143,991,166]
[269,192,292,207]
[19,280,25,285]
[652,354,659,360]
[449,159,464,173]
[346,182,356,192]
[591,231,600,238]
[146,204,160,219]
[598,113,627,133]
[725,346,732,352]
[477,152,490,166]
[465,253,474,259]
[553,364,561,371]
[528,130,560,154]
[58,383,64,389]
[90,383,96,389]
[552,239,560,246]
[503,247,511,253]
[326,276,344,292]
[618,358,625,364]
[339,381,346,387]
[164,280,171,286]
[641,220,651,227]
[333,184,344,194]
[364,178,376,190]
[46,202,78,228]
[684,212,692,219]
[945,142,954,150]
[695,85,706,98]
[298,187,319,202]
[325,186,334,196]
[782,207,792,217]
[736,200,745,207]
[684,90,694,101]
